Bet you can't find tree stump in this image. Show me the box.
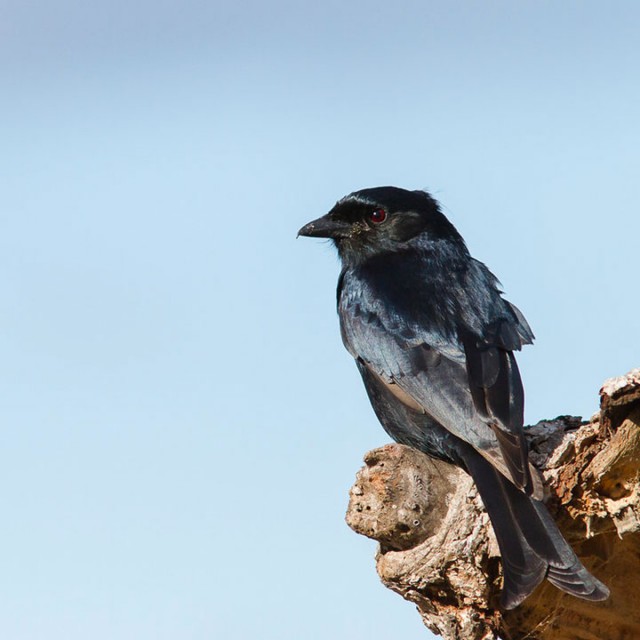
[346,369,640,640]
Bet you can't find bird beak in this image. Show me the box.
[297,214,351,239]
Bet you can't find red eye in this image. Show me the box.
[369,209,387,224]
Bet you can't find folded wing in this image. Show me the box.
[339,271,541,498]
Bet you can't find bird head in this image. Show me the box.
[298,186,465,266]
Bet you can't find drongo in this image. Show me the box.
[298,186,608,608]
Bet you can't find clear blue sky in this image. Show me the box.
[1,2,638,639]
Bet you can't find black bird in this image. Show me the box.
[298,186,609,608]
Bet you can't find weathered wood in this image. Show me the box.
[346,370,640,640]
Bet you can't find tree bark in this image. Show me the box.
[345,369,640,640]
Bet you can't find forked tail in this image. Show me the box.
[461,450,609,609]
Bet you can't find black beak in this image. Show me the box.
[297,215,351,239]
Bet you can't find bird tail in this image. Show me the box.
[461,450,610,609]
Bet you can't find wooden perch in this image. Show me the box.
[345,369,640,640]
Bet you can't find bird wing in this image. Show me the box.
[339,271,542,498]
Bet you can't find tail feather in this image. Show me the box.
[529,501,609,601]
[462,450,609,609]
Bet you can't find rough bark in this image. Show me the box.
[345,369,640,640]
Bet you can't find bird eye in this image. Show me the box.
[369,209,387,224]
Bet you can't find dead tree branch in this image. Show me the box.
[346,369,640,640]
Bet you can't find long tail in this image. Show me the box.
[461,450,610,609]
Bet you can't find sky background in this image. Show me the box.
[1,2,639,639]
